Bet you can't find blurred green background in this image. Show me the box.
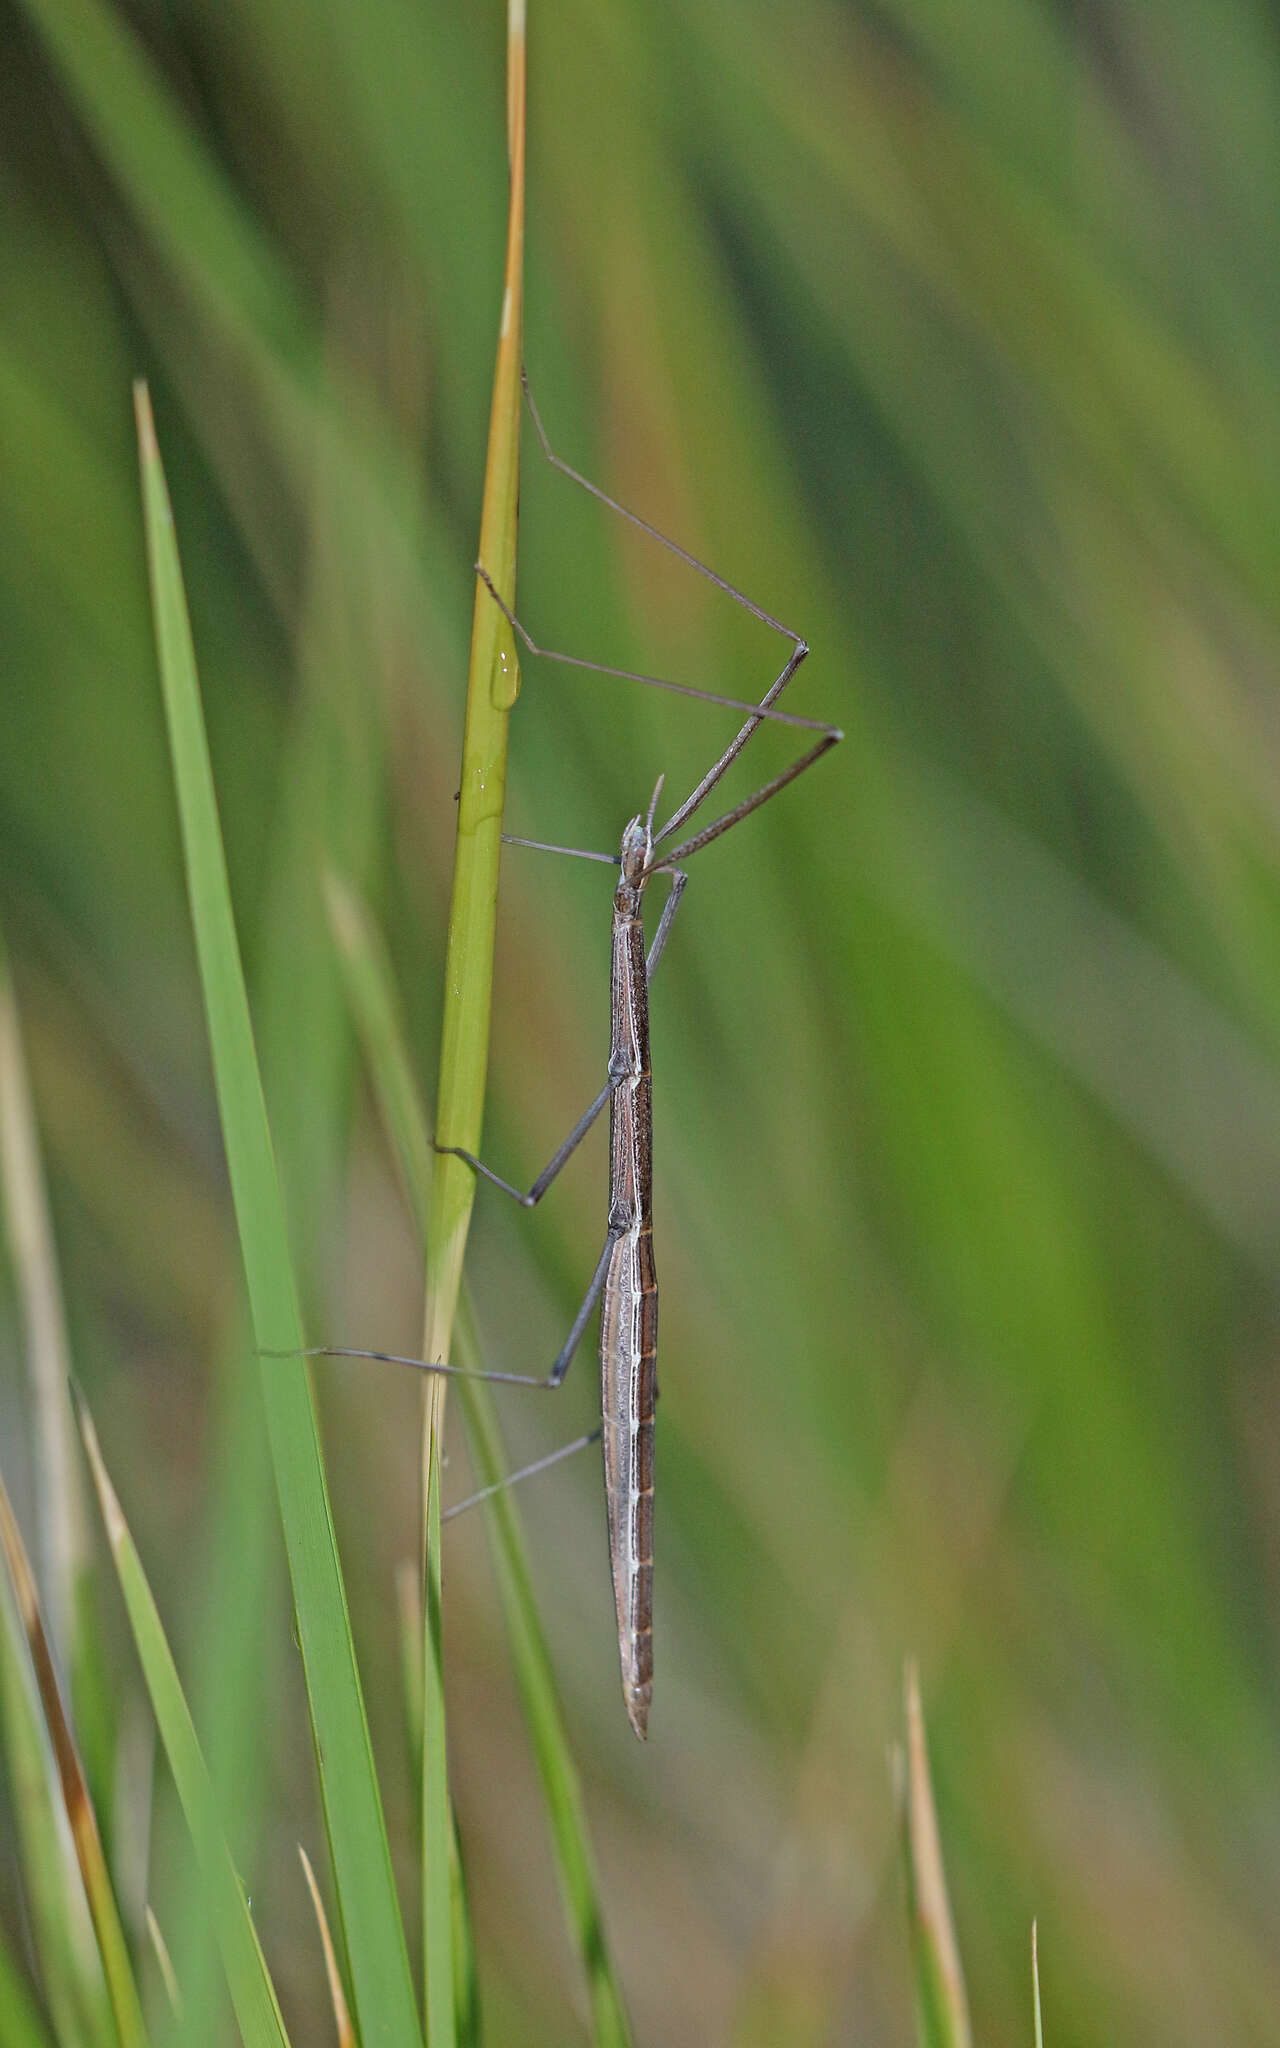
[2,0,1279,2041]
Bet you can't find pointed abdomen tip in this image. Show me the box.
[625,1681,652,1740]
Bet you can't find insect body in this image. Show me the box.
[287,378,841,1736]
[601,811,661,1734]
[435,786,685,1739]
[435,681,833,1736]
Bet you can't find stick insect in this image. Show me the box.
[295,377,841,1737]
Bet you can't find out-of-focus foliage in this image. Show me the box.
[0,1,1277,2042]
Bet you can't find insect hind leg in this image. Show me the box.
[473,565,824,734]
[520,369,801,643]
[487,372,842,843]
[442,1425,603,1522]
[261,1229,620,1395]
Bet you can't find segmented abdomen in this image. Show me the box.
[600,1209,657,1739]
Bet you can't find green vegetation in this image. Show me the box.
[1,2,1277,2042]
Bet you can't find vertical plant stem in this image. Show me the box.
[424,8,525,1373]
[419,6,525,2041]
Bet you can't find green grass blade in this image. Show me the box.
[133,382,419,2048]
[420,1433,451,2048]
[166,400,386,2044]
[73,1399,291,2048]
[422,0,525,1372]
[325,874,634,2047]
[0,1934,54,2048]
[447,1818,479,2048]
[168,408,385,2040]
[0,1478,146,2048]
[901,1664,973,2048]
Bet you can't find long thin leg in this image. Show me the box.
[476,566,827,737]
[442,1426,602,1522]
[653,649,842,852]
[437,868,689,1206]
[502,832,618,867]
[443,1356,665,1523]
[263,1228,621,1392]
[645,867,687,977]
[442,1081,614,1210]
[653,733,841,870]
[522,370,801,641]
[505,373,843,851]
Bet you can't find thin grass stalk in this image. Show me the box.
[144,1909,181,2023]
[0,927,89,1675]
[901,1663,972,2048]
[421,4,526,1469]
[418,5,526,2041]
[421,0,525,1434]
[1032,1921,1043,2048]
[299,1848,354,2048]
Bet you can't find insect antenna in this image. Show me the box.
[644,773,666,837]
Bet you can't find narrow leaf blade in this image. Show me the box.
[73,1397,291,2048]
[133,381,419,2048]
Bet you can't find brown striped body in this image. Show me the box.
[601,819,658,1737]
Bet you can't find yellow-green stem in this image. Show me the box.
[420,8,525,2042]
[423,0,525,1458]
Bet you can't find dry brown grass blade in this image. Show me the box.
[901,1660,973,2048]
[0,936,88,1666]
[0,1472,146,2047]
[300,1846,355,2048]
[1032,1919,1044,2047]
[146,1904,182,2018]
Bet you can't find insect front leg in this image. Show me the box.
[435,867,689,1203]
